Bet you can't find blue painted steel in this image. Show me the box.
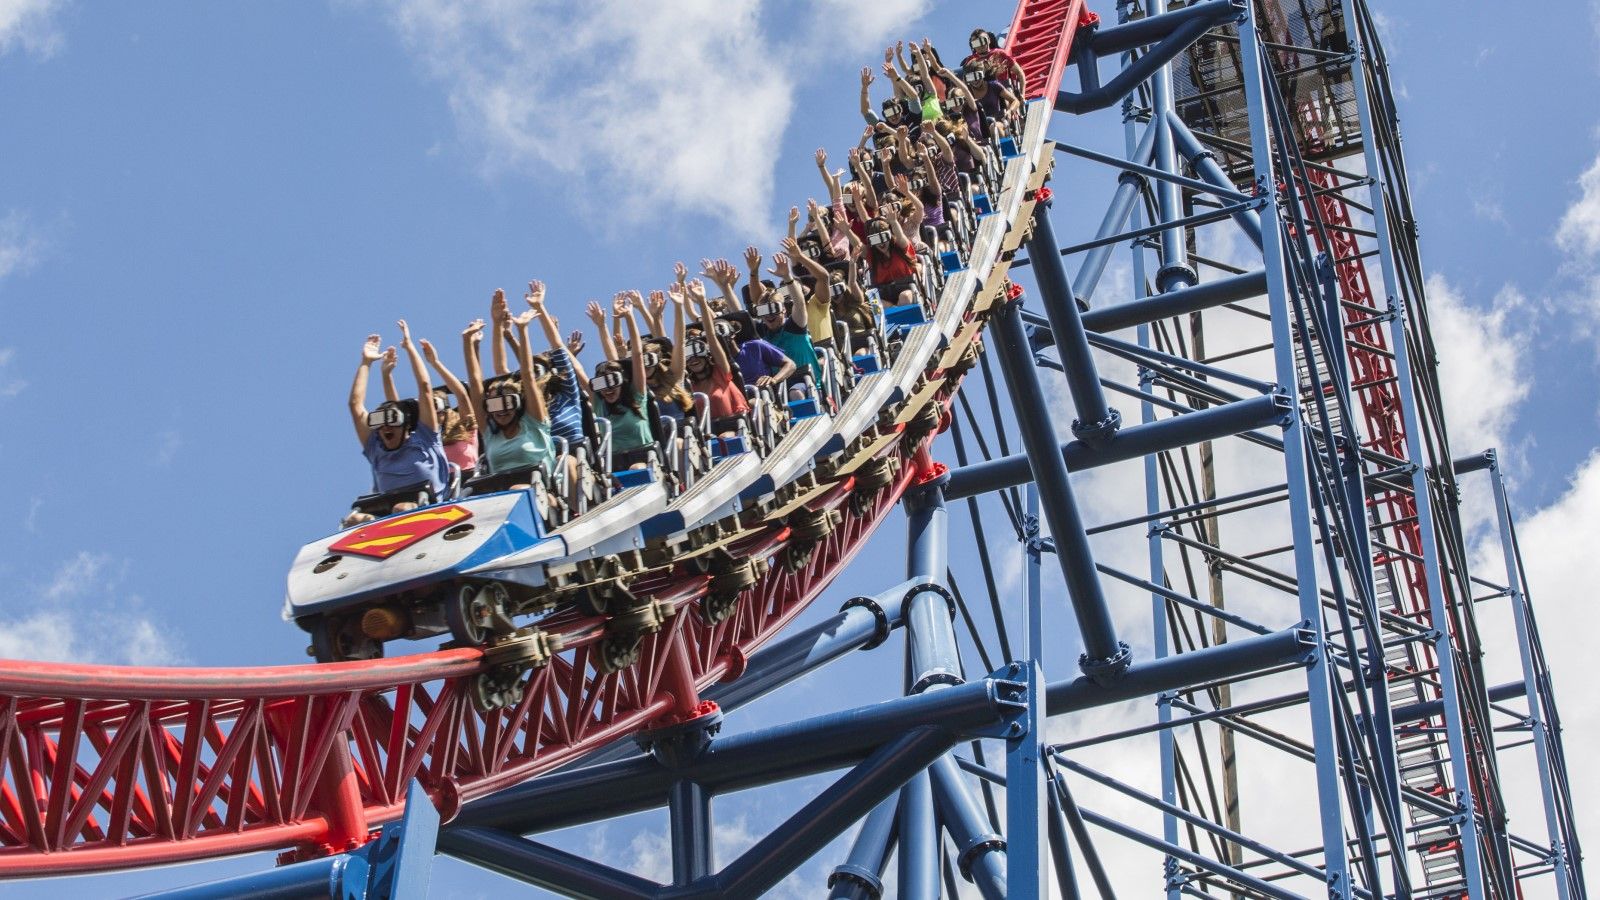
[1046,626,1310,714]
[1488,456,1576,897]
[1234,6,1354,895]
[943,393,1287,500]
[897,771,939,900]
[450,674,1022,835]
[380,780,439,899]
[1079,268,1268,333]
[1004,486,1045,900]
[1077,808,1304,900]
[1338,1,1492,892]
[1057,2,1242,114]
[931,754,1007,900]
[1025,202,1119,441]
[1087,0,1243,56]
[827,796,898,900]
[669,778,713,884]
[1146,0,1197,295]
[989,294,1127,679]
[438,827,656,898]
[1069,121,1158,308]
[1165,111,1264,249]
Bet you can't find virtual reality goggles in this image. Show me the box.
[867,229,893,247]
[686,337,711,358]
[367,406,410,429]
[963,67,988,84]
[591,370,627,392]
[485,392,523,415]
[752,301,784,319]
[829,280,848,298]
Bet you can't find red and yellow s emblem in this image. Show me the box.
[330,506,473,560]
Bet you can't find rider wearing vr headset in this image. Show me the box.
[471,308,554,484]
[344,323,448,526]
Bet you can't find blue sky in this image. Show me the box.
[1,0,1597,895]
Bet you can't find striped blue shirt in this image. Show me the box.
[546,347,586,447]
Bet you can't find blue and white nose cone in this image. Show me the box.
[284,491,545,619]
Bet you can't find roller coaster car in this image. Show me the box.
[285,485,558,662]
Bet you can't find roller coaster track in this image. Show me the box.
[0,4,1085,875]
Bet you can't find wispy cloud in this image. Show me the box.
[154,429,182,465]
[368,0,925,238]
[0,551,182,665]
[0,210,47,283]
[0,346,25,398]
[1556,151,1600,260]
[0,0,65,58]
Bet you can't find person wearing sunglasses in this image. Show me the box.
[588,303,656,470]
[470,306,555,485]
[343,322,448,526]
[685,280,750,438]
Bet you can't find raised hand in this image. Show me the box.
[566,329,586,356]
[769,252,792,280]
[686,279,707,301]
[463,319,485,345]
[396,319,413,346]
[743,245,761,271]
[788,205,800,228]
[648,289,667,315]
[490,289,508,322]
[525,279,546,310]
[882,60,896,78]
[815,147,828,169]
[860,66,873,87]
[511,309,536,328]
[883,46,894,65]
[420,339,440,363]
[611,292,630,317]
[381,345,398,374]
[585,300,607,326]
[673,260,688,284]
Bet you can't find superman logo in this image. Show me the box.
[330,506,473,560]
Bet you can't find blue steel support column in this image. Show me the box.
[1337,1,1487,893]
[905,477,1011,898]
[901,477,951,899]
[990,293,1129,680]
[1070,121,1158,309]
[1165,110,1264,250]
[669,778,712,884]
[1027,200,1120,442]
[1147,0,1198,295]
[827,797,898,900]
[1234,6,1354,896]
[1488,454,1574,897]
[1004,486,1045,900]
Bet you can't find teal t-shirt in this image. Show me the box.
[766,322,823,386]
[483,413,554,475]
[595,388,654,452]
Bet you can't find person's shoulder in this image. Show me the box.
[782,321,806,335]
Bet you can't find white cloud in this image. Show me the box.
[0,0,64,58]
[371,0,926,238]
[1469,450,1600,879]
[0,551,181,665]
[1426,275,1529,462]
[0,346,24,398]
[0,210,46,282]
[154,429,182,465]
[1555,152,1600,260]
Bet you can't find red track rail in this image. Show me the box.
[1004,0,1093,101]
[0,448,928,875]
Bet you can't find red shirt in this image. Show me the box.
[869,241,919,285]
[692,366,749,420]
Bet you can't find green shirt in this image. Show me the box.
[595,388,654,452]
[766,321,823,386]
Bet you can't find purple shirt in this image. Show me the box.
[363,423,447,495]
[735,338,790,381]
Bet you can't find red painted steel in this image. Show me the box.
[1003,0,1088,100]
[0,382,975,876]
